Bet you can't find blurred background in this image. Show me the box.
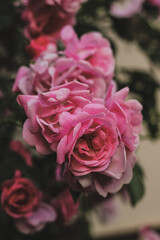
[0,0,160,239]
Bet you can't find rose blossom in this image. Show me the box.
[56,83,142,197]
[16,202,57,234]
[110,0,145,18]
[140,227,160,240]
[17,81,92,154]
[60,25,115,81]
[22,0,87,40]
[26,35,56,59]
[1,171,41,218]
[52,189,79,225]
[12,48,57,95]
[57,105,137,197]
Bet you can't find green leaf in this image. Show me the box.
[126,163,145,206]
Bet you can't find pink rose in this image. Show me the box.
[56,83,142,197]
[1,171,41,218]
[26,35,56,59]
[57,101,137,197]
[16,202,57,234]
[22,0,87,40]
[60,25,115,81]
[9,140,33,167]
[12,49,57,95]
[52,189,79,225]
[140,227,160,240]
[18,81,92,154]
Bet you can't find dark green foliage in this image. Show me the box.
[127,163,145,206]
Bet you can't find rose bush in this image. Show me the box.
[1,171,41,218]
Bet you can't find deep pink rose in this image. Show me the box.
[16,202,57,234]
[52,189,79,225]
[12,49,57,95]
[18,81,92,154]
[56,83,142,197]
[140,227,160,240]
[56,101,137,197]
[22,0,87,40]
[1,171,41,218]
[60,25,115,81]
[9,140,33,167]
[26,35,56,59]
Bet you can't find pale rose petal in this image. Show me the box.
[57,135,68,164]
[23,120,52,155]
[60,25,78,45]
[16,202,56,234]
[102,143,126,179]
[12,66,29,93]
[110,0,145,18]
[78,174,92,188]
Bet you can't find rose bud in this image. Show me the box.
[1,171,41,218]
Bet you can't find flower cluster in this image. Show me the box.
[14,24,142,198]
[1,0,143,235]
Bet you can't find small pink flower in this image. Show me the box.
[18,81,92,154]
[140,227,160,240]
[9,140,33,167]
[1,171,41,218]
[110,0,145,18]
[52,189,79,225]
[60,25,115,81]
[26,35,56,59]
[22,0,87,40]
[16,202,57,234]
